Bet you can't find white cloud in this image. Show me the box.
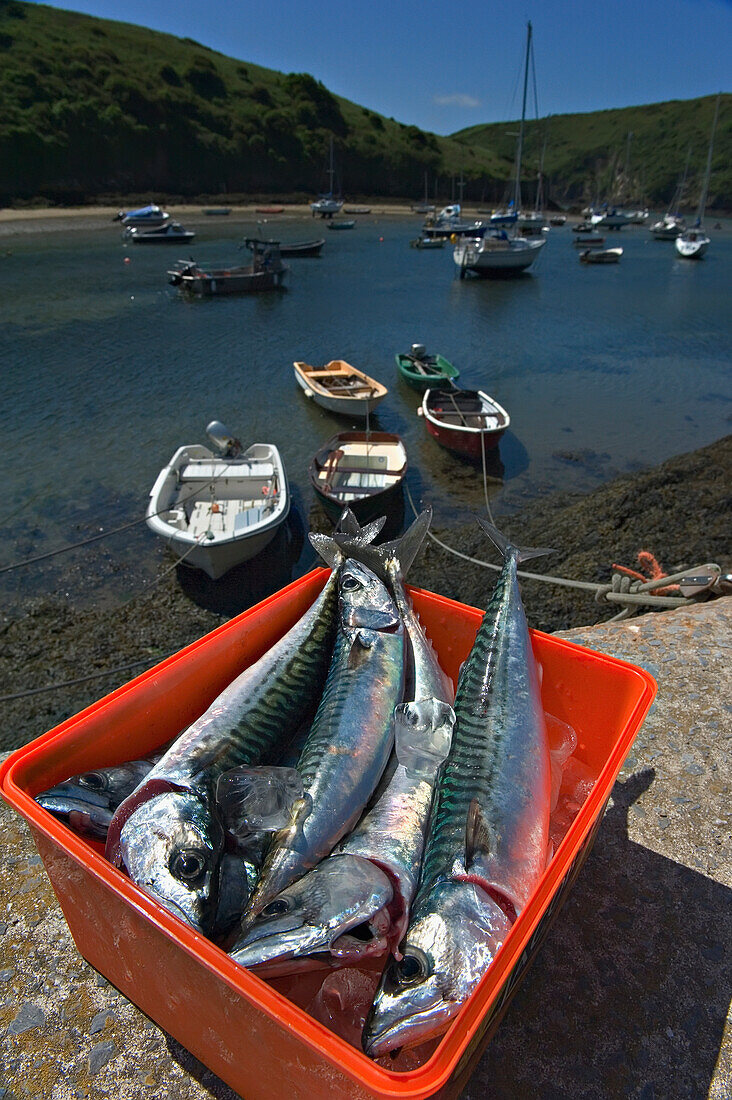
[434,94,481,109]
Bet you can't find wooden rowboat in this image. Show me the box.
[395,344,460,393]
[293,360,387,417]
[309,430,407,522]
[419,387,510,458]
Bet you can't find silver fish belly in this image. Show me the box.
[244,559,406,917]
[363,522,552,1056]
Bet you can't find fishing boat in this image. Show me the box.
[676,95,720,261]
[293,360,387,417]
[579,247,623,264]
[573,235,606,247]
[124,221,195,244]
[410,236,445,249]
[453,23,546,277]
[146,421,290,580]
[309,430,407,522]
[114,204,169,228]
[418,387,510,458]
[310,135,344,218]
[327,220,355,231]
[395,344,460,392]
[247,237,324,258]
[168,240,287,296]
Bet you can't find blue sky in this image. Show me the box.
[35,0,731,134]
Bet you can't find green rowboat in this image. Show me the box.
[395,345,460,393]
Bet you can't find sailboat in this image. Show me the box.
[310,135,344,218]
[650,148,690,240]
[675,95,720,260]
[453,22,546,276]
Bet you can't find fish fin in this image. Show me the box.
[336,509,385,543]
[393,699,454,779]
[476,517,554,565]
[347,629,378,668]
[465,798,493,868]
[308,532,342,570]
[272,794,313,853]
[333,507,433,582]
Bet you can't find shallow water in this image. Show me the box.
[1,211,730,611]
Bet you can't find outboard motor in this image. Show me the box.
[206,420,243,458]
[410,343,427,360]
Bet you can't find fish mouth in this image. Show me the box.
[135,883,205,932]
[363,1001,459,1058]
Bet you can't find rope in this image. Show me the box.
[404,482,716,617]
[0,468,229,575]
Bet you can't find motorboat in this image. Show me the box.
[125,221,195,244]
[579,247,623,264]
[343,207,371,214]
[549,214,567,226]
[589,207,633,229]
[419,387,510,458]
[650,214,686,241]
[168,240,287,295]
[146,421,290,579]
[246,237,324,257]
[410,235,445,249]
[327,220,355,230]
[114,204,169,228]
[309,430,407,522]
[293,359,387,417]
[422,204,485,239]
[453,23,546,277]
[675,96,720,261]
[395,344,460,393]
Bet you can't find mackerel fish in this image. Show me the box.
[241,558,406,923]
[105,527,382,934]
[229,512,456,973]
[36,755,160,839]
[363,520,552,1057]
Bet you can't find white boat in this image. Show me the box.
[293,359,387,417]
[422,204,485,238]
[453,23,546,277]
[589,207,633,229]
[650,214,686,240]
[124,221,195,243]
[675,96,720,261]
[146,422,290,579]
[114,204,170,228]
[310,135,344,218]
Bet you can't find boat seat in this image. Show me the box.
[187,500,267,540]
[179,462,274,482]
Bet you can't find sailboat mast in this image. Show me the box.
[696,93,720,226]
[513,20,532,211]
[328,134,335,196]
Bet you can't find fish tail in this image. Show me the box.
[309,513,386,570]
[332,507,432,581]
[476,517,554,565]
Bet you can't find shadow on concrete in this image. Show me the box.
[165,770,732,1098]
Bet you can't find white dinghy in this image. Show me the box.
[146,421,290,579]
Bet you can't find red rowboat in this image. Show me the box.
[419,387,510,458]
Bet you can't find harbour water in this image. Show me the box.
[1,210,730,613]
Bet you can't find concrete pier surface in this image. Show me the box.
[1,598,730,1099]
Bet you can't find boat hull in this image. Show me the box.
[675,233,710,259]
[146,443,290,580]
[309,431,407,524]
[278,240,325,257]
[395,352,459,393]
[172,269,287,295]
[454,235,545,276]
[293,361,387,417]
[421,388,510,458]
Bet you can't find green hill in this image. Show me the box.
[0,1,729,209]
[454,95,731,212]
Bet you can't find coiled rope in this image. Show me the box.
[404,481,716,622]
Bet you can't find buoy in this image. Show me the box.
[379,236,384,242]
[123,256,131,264]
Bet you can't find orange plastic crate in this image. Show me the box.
[0,569,656,1100]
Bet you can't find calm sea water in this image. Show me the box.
[1,211,730,612]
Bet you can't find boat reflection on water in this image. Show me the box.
[174,508,306,616]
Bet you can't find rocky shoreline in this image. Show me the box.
[1,434,729,753]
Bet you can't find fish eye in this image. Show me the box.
[78,772,108,792]
[261,898,290,917]
[170,848,207,884]
[341,574,361,591]
[394,950,429,986]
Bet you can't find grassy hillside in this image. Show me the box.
[0,1,729,208]
[0,0,506,203]
[454,95,731,212]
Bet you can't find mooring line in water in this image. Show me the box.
[0,474,228,575]
[403,482,710,618]
[0,656,176,702]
